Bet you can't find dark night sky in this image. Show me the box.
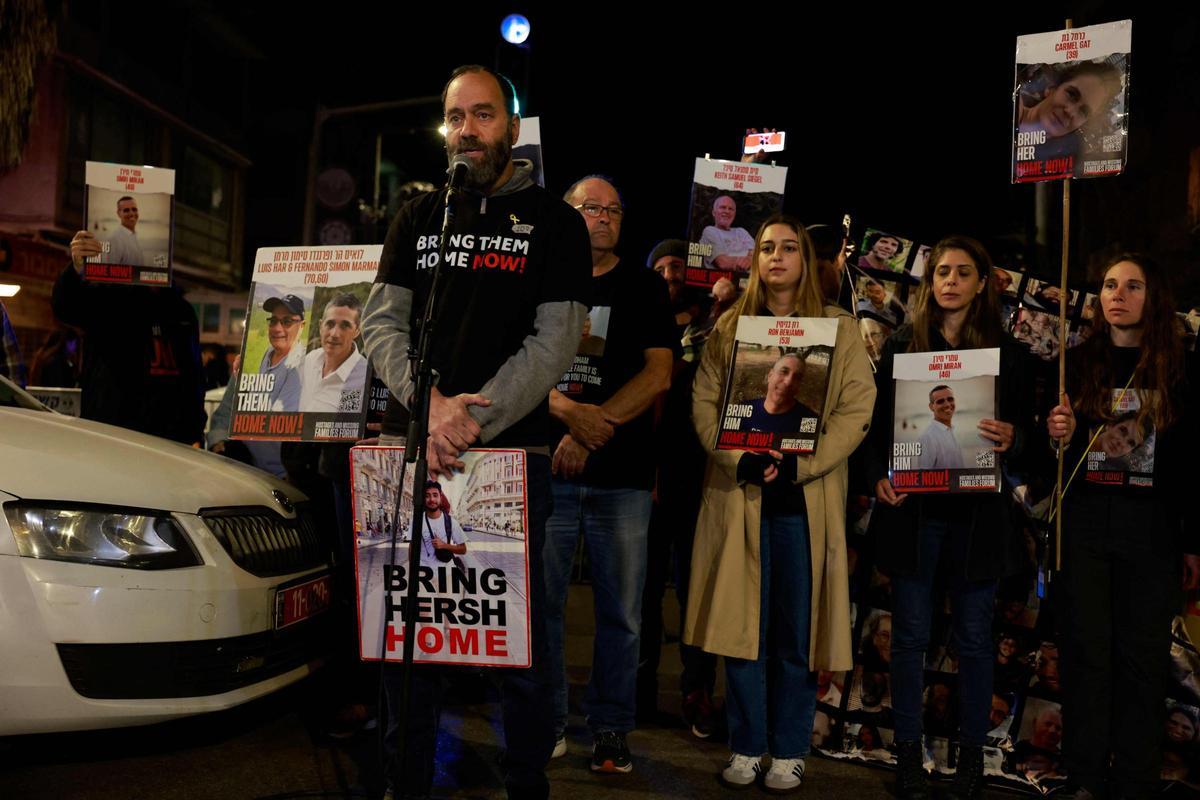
[73,3,1200,289]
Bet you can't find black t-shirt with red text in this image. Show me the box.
[375,184,592,447]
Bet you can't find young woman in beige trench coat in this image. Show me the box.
[683,214,876,792]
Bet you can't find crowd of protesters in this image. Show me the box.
[6,62,1196,800]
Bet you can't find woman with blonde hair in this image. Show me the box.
[685,214,875,793]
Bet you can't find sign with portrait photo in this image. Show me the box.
[231,245,380,442]
[83,161,175,286]
[1021,277,1080,314]
[512,115,545,188]
[859,314,895,366]
[855,228,915,276]
[890,348,1002,493]
[1011,308,1064,361]
[853,270,909,329]
[715,316,837,454]
[684,157,787,289]
[1010,696,1065,783]
[1012,20,1132,183]
[1084,388,1155,488]
[351,447,531,668]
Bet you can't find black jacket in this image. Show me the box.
[861,325,1036,580]
[1058,342,1199,553]
[51,264,206,444]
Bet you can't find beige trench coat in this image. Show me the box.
[682,306,876,671]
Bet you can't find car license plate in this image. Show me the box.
[275,574,332,629]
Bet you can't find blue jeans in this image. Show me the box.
[724,511,816,758]
[383,453,556,800]
[890,516,997,747]
[543,482,652,735]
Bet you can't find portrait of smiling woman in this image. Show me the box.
[1013,57,1126,178]
[1016,61,1122,141]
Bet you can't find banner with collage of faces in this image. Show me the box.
[993,268,1096,361]
[812,503,1200,794]
[848,227,925,365]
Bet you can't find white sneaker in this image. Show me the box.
[721,753,763,788]
[551,735,566,759]
[764,757,805,793]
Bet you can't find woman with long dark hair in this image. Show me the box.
[864,235,1034,800]
[685,214,875,793]
[1046,253,1200,798]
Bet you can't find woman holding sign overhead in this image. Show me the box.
[685,214,874,793]
[1046,253,1200,799]
[863,235,1034,800]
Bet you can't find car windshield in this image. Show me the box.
[0,376,49,411]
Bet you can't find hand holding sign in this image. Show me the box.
[69,231,103,273]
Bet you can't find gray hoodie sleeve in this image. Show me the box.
[362,282,417,409]
[470,299,587,444]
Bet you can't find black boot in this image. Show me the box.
[946,743,984,800]
[894,739,930,800]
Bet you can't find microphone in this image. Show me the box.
[446,154,472,192]
[442,154,472,233]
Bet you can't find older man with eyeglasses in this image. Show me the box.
[542,175,678,775]
[259,294,305,412]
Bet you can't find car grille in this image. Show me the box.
[56,610,334,699]
[201,505,329,577]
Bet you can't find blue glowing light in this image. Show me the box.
[501,14,530,45]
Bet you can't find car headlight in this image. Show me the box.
[4,505,202,569]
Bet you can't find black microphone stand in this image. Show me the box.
[381,162,467,794]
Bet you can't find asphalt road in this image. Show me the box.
[0,587,1024,800]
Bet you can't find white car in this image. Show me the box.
[0,376,332,735]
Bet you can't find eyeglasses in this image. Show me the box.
[267,317,302,328]
[574,203,624,220]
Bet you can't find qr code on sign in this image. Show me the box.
[1101,134,1122,151]
[800,418,817,433]
[975,450,995,468]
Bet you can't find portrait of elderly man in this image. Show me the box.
[1014,705,1064,776]
[259,293,305,412]
[698,195,754,272]
[744,352,818,434]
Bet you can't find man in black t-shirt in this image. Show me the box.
[543,176,677,774]
[361,65,591,800]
